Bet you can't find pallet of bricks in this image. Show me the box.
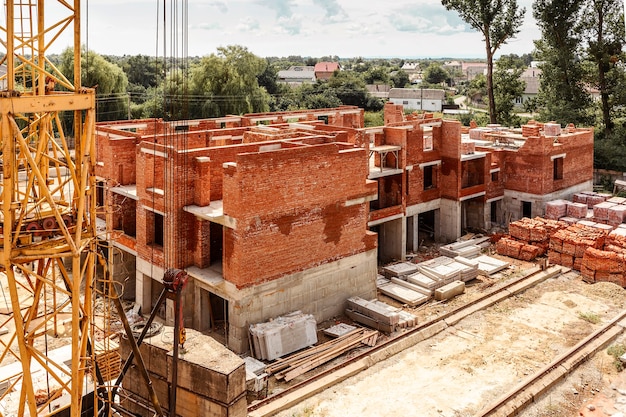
[496,217,567,261]
[549,224,608,271]
[580,226,626,286]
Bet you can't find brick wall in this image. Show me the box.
[221,144,376,288]
[440,120,463,199]
[502,126,594,195]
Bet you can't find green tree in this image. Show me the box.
[59,47,129,122]
[493,57,525,126]
[466,73,487,106]
[578,0,625,133]
[364,67,390,85]
[391,70,410,88]
[190,45,270,118]
[121,54,161,89]
[442,0,525,123]
[423,64,450,85]
[533,0,593,125]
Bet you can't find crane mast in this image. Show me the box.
[0,1,97,416]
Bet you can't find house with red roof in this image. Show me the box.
[314,61,340,80]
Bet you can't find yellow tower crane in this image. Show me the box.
[0,1,97,416]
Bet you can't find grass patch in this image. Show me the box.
[577,311,601,324]
[607,343,626,372]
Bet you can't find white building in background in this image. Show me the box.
[388,88,446,112]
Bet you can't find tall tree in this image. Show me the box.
[190,45,269,117]
[59,47,129,122]
[441,0,525,123]
[423,64,450,85]
[493,57,525,127]
[533,0,592,125]
[578,0,625,133]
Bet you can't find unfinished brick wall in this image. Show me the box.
[502,126,594,195]
[221,144,377,288]
[439,120,463,200]
[384,102,404,125]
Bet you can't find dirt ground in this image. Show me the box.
[274,262,626,417]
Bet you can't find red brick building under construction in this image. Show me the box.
[95,104,594,352]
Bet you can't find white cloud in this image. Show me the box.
[237,17,261,32]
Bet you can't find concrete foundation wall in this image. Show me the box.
[225,249,377,353]
[503,180,593,222]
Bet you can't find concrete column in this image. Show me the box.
[433,209,441,242]
[406,215,419,252]
[439,199,461,242]
[135,272,152,315]
[379,218,406,262]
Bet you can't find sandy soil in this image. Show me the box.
[275,270,626,417]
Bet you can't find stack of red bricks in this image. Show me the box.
[496,217,567,261]
[581,247,626,286]
[604,226,626,254]
[544,199,568,220]
[548,224,608,271]
[573,192,608,209]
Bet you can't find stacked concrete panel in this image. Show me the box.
[548,224,608,270]
[376,277,430,307]
[382,262,419,279]
[249,311,317,361]
[346,296,402,333]
[120,327,246,417]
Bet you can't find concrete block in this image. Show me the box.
[434,280,465,301]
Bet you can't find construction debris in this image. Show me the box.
[266,327,378,382]
[249,311,317,361]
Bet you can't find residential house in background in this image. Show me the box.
[388,88,446,112]
[314,61,340,80]
[277,65,316,86]
[516,66,541,107]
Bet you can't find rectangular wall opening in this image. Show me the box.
[522,201,532,218]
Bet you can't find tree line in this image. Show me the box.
[47,0,626,172]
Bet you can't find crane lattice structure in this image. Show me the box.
[0,1,97,416]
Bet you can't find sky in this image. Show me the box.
[76,0,538,59]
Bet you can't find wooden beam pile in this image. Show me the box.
[266,327,378,382]
[548,224,608,271]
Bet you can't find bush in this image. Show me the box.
[607,343,626,372]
